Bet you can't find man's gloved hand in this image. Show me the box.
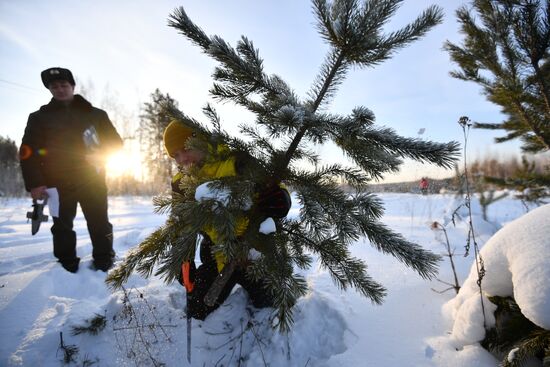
[257,185,291,218]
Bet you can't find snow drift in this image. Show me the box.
[444,203,550,344]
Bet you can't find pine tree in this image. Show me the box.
[139,89,181,191]
[444,0,550,153]
[107,0,460,330]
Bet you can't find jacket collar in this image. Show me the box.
[41,94,93,112]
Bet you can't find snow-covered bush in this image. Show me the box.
[443,204,550,365]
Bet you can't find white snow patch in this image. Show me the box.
[248,248,262,260]
[195,181,252,210]
[0,194,544,367]
[195,181,231,206]
[259,217,276,234]
[450,294,497,344]
[445,204,550,343]
[507,347,519,363]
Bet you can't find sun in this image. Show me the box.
[105,150,142,179]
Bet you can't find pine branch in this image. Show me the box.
[57,332,79,364]
[71,313,107,336]
[473,122,504,130]
[283,226,386,304]
[337,125,461,169]
[151,194,173,215]
[268,105,308,137]
[323,252,387,303]
[501,329,550,367]
[307,49,350,109]
[106,226,172,289]
[291,175,358,240]
[285,49,347,167]
[248,243,308,332]
[445,0,550,152]
[359,219,441,279]
[168,7,211,51]
[202,103,222,133]
[353,5,444,66]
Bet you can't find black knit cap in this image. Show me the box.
[40,67,75,88]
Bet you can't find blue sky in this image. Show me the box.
[0,0,521,183]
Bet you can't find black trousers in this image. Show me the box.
[50,182,114,265]
[187,261,274,320]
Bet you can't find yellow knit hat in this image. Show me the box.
[163,121,195,158]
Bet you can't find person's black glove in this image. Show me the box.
[257,185,291,218]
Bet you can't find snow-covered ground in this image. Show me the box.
[0,193,543,366]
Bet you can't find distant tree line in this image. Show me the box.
[468,154,549,181]
[362,154,549,195]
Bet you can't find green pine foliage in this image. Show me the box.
[57,332,79,364]
[444,0,550,153]
[71,313,107,336]
[107,0,460,331]
[501,329,550,367]
[482,296,550,367]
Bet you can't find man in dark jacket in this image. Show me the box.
[19,67,123,273]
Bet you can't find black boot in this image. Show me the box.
[60,257,80,273]
[92,257,114,272]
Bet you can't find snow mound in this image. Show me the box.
[186,288,347,366]
[0,194,534,366]
[444,204,550,346]
[427,337,499,367]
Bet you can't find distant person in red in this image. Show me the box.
[419,177,429,195]
[19,67,123,273]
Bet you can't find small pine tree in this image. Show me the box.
[107,0,460,330]
[444,0,550,153]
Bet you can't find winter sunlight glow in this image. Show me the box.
[105,151,142,179]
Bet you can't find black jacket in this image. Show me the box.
[20,94,122,191]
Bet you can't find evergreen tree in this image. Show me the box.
[0,135,18,167]
[444,0,550,153]
[107,0,460,330]
[0,135,24,197]
[139,89,180,191]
